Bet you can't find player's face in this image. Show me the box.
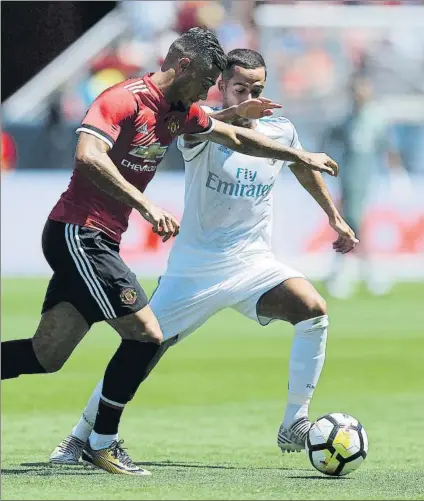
[219,65,266,127]
[175,59,222,106]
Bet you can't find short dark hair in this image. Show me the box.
[222,49,267,81]
[165,27,227,73]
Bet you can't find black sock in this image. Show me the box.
[94,399,124,435]
[1,339,47,380]
[93,340,166,436]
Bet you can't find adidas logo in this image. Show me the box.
[136,123,148,135]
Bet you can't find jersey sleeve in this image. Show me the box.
[177,135,210,162]
[182,103,216,135]
[290,124,303,151]
[76,87,138,149]
[263,117,304,152]
[200,105,215,114]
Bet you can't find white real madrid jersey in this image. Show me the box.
[162,108,303,277]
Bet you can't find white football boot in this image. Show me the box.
[50,435,86,465]
[277,417,311,453]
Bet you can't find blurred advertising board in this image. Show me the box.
[1,170,423,279]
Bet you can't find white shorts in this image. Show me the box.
[149,256,305,343]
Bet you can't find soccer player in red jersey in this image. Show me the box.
[2,28,338,475]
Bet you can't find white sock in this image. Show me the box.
[71,379,103,442]
[283,315,328,428]
[89,431,118,451]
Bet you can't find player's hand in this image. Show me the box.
[140,203,180,243]
[236,97,282,119]
[297,152,339,177]
[329,214,359,254]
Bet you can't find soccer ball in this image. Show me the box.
[306,412,368,476]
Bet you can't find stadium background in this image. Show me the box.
[1,2,424,500]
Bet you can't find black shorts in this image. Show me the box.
[41,219,148,326]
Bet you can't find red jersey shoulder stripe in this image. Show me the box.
[124,80,150,94]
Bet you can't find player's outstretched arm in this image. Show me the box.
[75,133,179,242]
[290,164,358,254]
[290,165,339,218]
[183,98,282,147]
[205,120,339,176]
[207,97,282,123]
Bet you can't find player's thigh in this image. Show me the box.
[256,277,327,325]
[149,275,225,343]
[231,259,323,326]
[42,219,149,328]
[33,301,90,372]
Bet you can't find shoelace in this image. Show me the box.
[110,440,136,468]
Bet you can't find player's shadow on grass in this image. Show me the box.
[5,460,315,476]
[2,462,104,476]
[136,460,310,471]
[289,475,350,481]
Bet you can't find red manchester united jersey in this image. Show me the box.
[49,73,214,242]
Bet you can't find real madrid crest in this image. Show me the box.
[167,116,180,136]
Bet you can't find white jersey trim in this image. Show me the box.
[76,127,114,149]
[195,117,216,135]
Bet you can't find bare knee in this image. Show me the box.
[142,323,163,345]
[258,279,328,325]
[109,306,164,345]
[301,294,327,320]
[114,320,163,344]
[285,292,327,325]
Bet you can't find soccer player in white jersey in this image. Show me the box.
[50,49,358,467]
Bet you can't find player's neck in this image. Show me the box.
[150,70,179,103]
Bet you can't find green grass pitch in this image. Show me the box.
[1,278,424,500]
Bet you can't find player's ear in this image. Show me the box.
[178,57,191,74]
[218,79,225,94]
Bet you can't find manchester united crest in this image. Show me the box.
[167,116,180,136]
[120,288,138,305]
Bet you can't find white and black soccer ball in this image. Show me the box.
[306,412,368,476]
